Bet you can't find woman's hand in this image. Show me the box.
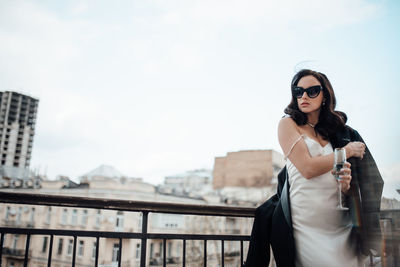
[332,162,352,193]
[344,141,366,159]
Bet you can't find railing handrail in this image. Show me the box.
[0,191,256,217]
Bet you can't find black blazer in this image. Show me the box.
[331,126,384,256]
[244,166,295,267]
[244,125,383,267]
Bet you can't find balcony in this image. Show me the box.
[3,219,35,228]
[2,247,31,260]
[0,192,398,267]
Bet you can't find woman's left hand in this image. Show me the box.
[332,162,352,193]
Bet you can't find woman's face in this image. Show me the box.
[295,75,324,114]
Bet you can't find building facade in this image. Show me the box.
[0,173,252,267]
[212,149,285,189]
[0,91,38,168]
[0,91,39,189]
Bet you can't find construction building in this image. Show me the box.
[0,91,39,188]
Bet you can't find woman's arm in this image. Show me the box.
[278,117,365,179]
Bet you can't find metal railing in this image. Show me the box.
[0,192,254,267]
[0,192,399,267]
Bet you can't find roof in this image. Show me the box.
[81,164,124,180]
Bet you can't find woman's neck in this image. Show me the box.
[307,111,319,125]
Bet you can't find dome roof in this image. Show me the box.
[81,164,124,181]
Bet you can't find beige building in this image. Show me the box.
[213,149,285,189]
[0,165,252,267]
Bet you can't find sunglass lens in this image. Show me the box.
[293,87,303,98]
[307,86,321,98]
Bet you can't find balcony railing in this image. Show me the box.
[2,247,31,259]
[3,219,35,228]
[0,192,399,267]
[0,192,254,267]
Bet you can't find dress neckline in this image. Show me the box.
[302,134,330,148]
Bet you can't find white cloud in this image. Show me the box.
[151,0,382,30]
[71,1,89,15]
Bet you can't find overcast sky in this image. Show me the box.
[0,0,399,193]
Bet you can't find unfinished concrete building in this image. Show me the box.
[0,91,39,188]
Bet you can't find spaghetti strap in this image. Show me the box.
[284,134,305,160]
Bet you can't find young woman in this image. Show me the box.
[278,69,369,266]
[245,69,383,267]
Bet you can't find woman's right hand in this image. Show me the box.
[344,141,366,159]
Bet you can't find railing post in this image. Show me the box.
[24,234,31,267]
[118,237,123,267]
[183,239,186,267]
[47,235,53,267]
[221,240,224,267]
[240,240,244,267]
[72,235,77,267]
[204,240,207,267]
[0,233,4,267]
[140,211,149,267]
[163,239,166,267]
[95,237,99,267]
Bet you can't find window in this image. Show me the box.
[167,242,172,258]
[42,236,48,253]
[95,210,101,228]
[116,211,124,231]
[177,243,181,257]
[3,233,7,245]
[45,207,51,224]
[71,209,78,226]
[135,243,140,259]
[30,208,35,223]
[92,241,97,259]
[159,242,163,257]
[112,243,119,262]
[150,243,154,258]
[78,240,84,257]
[138,215,142,230]
[8,261,14,267]
[61,209,68,225]
[16,207,22,225]
[5,206,10,221]
[57,238,63,255]
[81,210,88,226]
[12,235,19,249]
[67,239,73,256]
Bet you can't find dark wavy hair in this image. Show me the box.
[284,69,347,140]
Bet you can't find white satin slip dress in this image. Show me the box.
[286,135,360,267]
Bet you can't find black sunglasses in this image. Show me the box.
[292,85,322,99]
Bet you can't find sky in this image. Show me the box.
[0,0,399,194]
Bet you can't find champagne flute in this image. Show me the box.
[334,148,349,210]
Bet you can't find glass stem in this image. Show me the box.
[338,182,343,207]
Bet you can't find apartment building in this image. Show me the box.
[0,91,39,189]
[0,169,251,267]
[0,91,38,168]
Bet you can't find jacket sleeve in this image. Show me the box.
[350,129,384,255]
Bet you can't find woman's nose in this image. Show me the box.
[301,91,308,99]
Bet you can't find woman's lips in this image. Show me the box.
[300,103,310,106]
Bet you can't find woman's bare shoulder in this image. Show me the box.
[278,116,298,132]
[278,116,302,149]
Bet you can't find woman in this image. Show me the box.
[245,69,383,267]
[277,69,381,266]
